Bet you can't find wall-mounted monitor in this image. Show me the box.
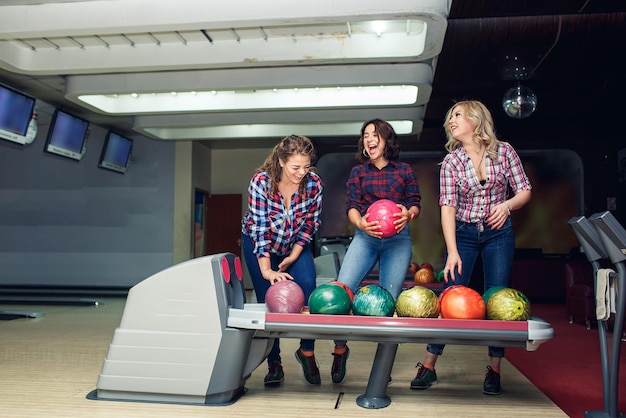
[98,131,133,174]
[0,83,36,143]
[44,109,89,161]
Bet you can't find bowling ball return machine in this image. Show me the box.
[88,252,554,409]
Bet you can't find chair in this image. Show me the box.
[564,262,595,329]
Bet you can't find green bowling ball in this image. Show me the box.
[308,283,352,314]
[351,284,395,317]
[482,286,506,305]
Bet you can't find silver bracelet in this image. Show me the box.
[505,202,511,216]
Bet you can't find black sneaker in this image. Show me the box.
[331,346,350,384]
[410,362,437,389]
[295,349,321,385]
[483,366,502,395]
[264,362,284,386]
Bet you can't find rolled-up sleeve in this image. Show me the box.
[246,173,272,257]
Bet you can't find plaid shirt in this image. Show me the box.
[346,159,421,215]
[242,170,323,257]
[439,142,531,225]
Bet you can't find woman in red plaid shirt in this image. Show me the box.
[331,118,422,384]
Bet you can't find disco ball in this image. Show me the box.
[502,84,537,119]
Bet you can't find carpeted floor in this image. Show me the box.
[506,304,626,417]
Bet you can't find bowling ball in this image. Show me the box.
[351,284,395,317]
[308,283,352,314]
[414,267,435,284]
[420,262,434,271]
[329,281,354,302]
[265,280,305,313]
[487,287,532,321]
[407,262,419,275]
[439,285,486,319]
[438,284,461,302]
[365,199,401,238]
[435,269,445,283]
[396,286,440,318]
[482,286,506,305]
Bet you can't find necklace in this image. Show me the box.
[477,147,487,185]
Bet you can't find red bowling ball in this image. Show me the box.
[265,280,305,313]
[439,285,486,319]
[366,199,402,238]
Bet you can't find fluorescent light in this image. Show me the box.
[77,85,418,114]
[141,120,414,140]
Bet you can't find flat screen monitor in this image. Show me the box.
[44,109,89,161]
[98,131,133,174]
[0,83,36,138]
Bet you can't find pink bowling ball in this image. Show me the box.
[265,280,305,313]
[366,199,401,238]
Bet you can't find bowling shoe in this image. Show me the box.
[331,345,350,384]
[410,362,437,389]
[295,349,321,385]
[264,362,284,386]
[482,366,502,395]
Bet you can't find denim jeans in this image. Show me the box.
[242,233,316,363]
[427,218,515,358]
[337,227,413,299]
[335,226,412,346]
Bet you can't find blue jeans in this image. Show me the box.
[335,227,412,346]
[242,233,316,364]
[427,219,515,358]
[337,227,412,299]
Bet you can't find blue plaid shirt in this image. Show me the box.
[242,170,323,257]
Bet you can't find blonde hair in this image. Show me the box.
[443,100,501,161]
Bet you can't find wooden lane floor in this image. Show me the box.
[0,298,567,417]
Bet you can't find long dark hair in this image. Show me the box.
[355,119,401,163]
[259,134,316,194]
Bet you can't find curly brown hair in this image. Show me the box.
[259,134,316,194]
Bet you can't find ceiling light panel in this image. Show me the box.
[141,121,416,140]
[65,63,434,114]
[78,85,419,114]
[133,107,425,140]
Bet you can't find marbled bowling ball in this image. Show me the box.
[482,286,507,305]
[351,284,395,317]
[308,283,351,314]
[365,199,401,238]
[439,285,486,319]
[329,281,354,302]
[396,286,440,318]
[265,280,305,313]
[487,287,532,321]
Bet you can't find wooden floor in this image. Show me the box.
[0,297,568,418]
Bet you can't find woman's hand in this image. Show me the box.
[486,202,510,230]
[442,251,462,284]
[358,212,383,238]
[262,269,294,284]
[277,254,297,272]
[392,204,412,233]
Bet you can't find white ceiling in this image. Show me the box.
[0,0,451,146]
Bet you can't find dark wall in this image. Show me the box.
[0,111,176,290]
